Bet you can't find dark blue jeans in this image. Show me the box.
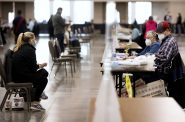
[55,33,64,52]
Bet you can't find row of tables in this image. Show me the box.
[90,32,185,122]
[101,34,156,97]
[88,97,185,122]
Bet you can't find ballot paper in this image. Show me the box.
[112,55,155,66]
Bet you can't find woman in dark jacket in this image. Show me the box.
[12,32,48,110]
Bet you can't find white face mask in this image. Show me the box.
[30,39,36,46]
[145,39,152,46]
[158,34,165,41]
[67,27,71,32]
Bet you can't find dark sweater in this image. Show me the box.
[12,43,39,82]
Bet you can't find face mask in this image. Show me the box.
[158,34,165,41]
[30,40,36,47]
[145,39,152,46]
[67,27,71,32]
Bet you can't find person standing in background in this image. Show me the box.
[0,26,6,46]
[52,7,65,52]
[27,18,35,32]
[47,15,54,40]
[13,10,27,44]
[164,11,172,23]
[144,16,157,39]
[32,20,40,39]
[176,13,182,35]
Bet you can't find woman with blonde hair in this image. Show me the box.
[12,32,48,111]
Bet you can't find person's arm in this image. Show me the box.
[64,31,69,44]
[38,63,47,69]
[147,43,160,54]
[137,47,149,56]
[24,46,39,72]
[155,41,173,62]
[58,16,65,27]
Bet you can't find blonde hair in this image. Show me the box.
[13,32,35,52]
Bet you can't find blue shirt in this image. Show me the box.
[138,41,160,56]
[131,28,140,40]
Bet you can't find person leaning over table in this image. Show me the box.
[12,32,48,111]
[155,21,185,108]
[129,31,161,84]
[129,30,160,58]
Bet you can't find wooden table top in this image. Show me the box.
[120,98,185,122]
[88,98,185,122]
[116,42,142,50]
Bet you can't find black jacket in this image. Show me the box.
[13,16,27,36]
[12,43,39,82]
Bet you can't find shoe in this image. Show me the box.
[31,103,45,111]
[40,92,48,100]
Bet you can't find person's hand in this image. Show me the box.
[127,56,136,59]
[39,63,47,68]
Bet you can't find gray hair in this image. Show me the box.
[146,31,158,40]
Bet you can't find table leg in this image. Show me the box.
[132,76,135,97]
[118,74,122,97]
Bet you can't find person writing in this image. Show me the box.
[155,21,185,108]
[137,31,160,56]
[129,30,160,58]
[12,32,48,111]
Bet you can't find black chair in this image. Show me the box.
[55,39,76,72]
[77,28,91,41]
[0,49,32,111]
[48,40,74,77]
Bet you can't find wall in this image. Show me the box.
[25,2,34,21]
[0,2,34,23]
[15,2,25,17]
[94,2,129,24]
[116,2,128,23]
[152,2,169,23]
[94,0,185,1]
[152,1,185,23]
[1,2,12,21]
[0,0,33,1]
[0,3,2,18]
[94,2,106,24]
[169,1,185,23]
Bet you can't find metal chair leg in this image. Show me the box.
[64,62,67,76]
[70,61,73,77]
[28,88,31,111]
[23,88,30,111]
[73,59,75,72]
[50,63,54,73]
[0,90,10,111]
